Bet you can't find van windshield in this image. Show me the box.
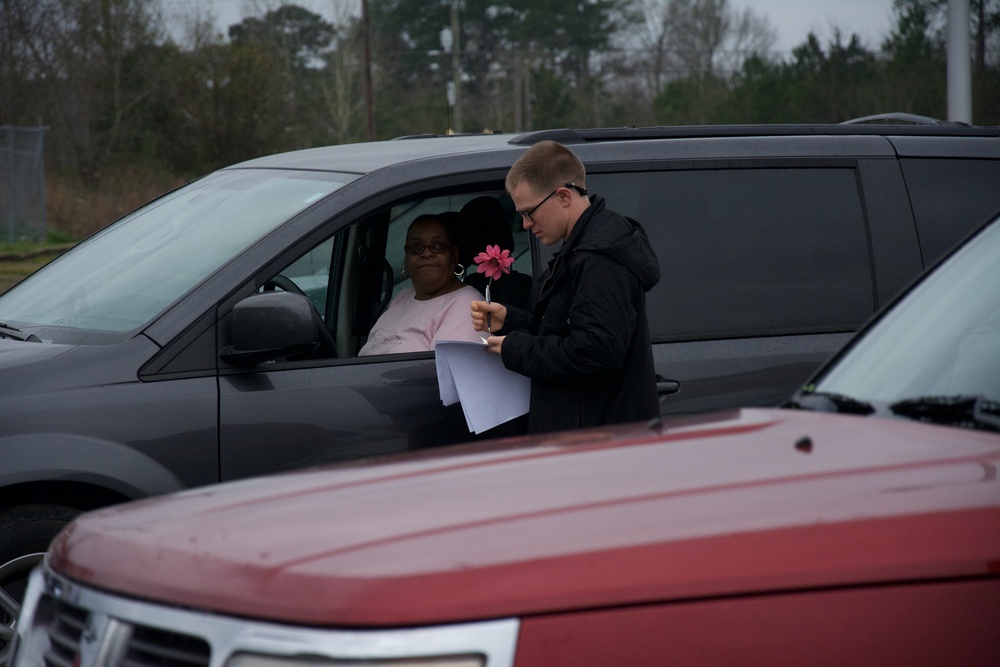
[806,214,1000,429]
[0,168,355,343]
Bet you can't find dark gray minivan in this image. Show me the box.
[2,121,1000,633]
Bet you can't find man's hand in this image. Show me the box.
[471,300,506,333]
[483,334,504,354]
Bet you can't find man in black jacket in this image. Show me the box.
[471,140,661,434]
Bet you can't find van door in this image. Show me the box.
[216,189,531,481]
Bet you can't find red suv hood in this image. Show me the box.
[50,408,1000,627]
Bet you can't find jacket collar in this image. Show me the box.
[538,196,602,301]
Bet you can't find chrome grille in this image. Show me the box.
[15,569,518,667]
[40,597,88,667]
[30,594,208,667]
[120,626,209,667]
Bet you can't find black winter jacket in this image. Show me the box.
[500,195,661,434]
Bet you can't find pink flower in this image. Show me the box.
[473,244,514,281]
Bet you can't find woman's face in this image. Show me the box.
[404,219,461,299]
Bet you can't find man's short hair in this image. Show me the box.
[506,140,586,194]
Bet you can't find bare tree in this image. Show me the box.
[637,0,682,93]
[167,0,221,51]
[633,0,775,93]
[674,0,729,76]
[321,0,363,144]
[721,4,777,74]
[1,0,164,178]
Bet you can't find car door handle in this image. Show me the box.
[657,379,680,396]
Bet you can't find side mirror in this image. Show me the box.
[221,291,320,366]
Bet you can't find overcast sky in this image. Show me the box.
[169,0,898,55]
[731,0,897,53]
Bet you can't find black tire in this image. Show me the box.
[0,504,82,667]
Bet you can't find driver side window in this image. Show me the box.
[275,237,336,319]
[261,188,532,359]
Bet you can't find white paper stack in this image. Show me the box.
[434,340,530,434]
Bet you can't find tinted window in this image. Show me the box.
[592,168,872,341]
[900,158,1000,266]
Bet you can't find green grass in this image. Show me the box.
[0,237,74,294]
[0,257,48,294]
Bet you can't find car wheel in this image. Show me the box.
[0,504,82,667]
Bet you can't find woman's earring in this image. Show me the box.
[454,263,465,279]
[401,266,408,278]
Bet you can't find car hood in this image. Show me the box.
[0,336,159,396]
[49,408,1000,627]
[0,336,75,367]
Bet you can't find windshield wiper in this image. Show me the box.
[785,391,875,415]
[0,321,40,342]
[890,395,1000,432]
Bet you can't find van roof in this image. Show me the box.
[227,117,999,175]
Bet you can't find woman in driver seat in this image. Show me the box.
[359,214,483,356]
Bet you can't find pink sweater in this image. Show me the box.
[358,284,484,356]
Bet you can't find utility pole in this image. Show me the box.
[361,0,375,140]
[450,1,462,133]
[947,0,972,124]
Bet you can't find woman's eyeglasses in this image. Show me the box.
[404,240,452,256]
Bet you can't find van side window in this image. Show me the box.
[591,168,871,341]
[273,237,336,319]
[899,159,1000,266]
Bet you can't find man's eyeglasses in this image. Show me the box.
[517,182,588,222]
[404,240,452,256]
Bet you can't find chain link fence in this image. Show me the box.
[0,125,47,243]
